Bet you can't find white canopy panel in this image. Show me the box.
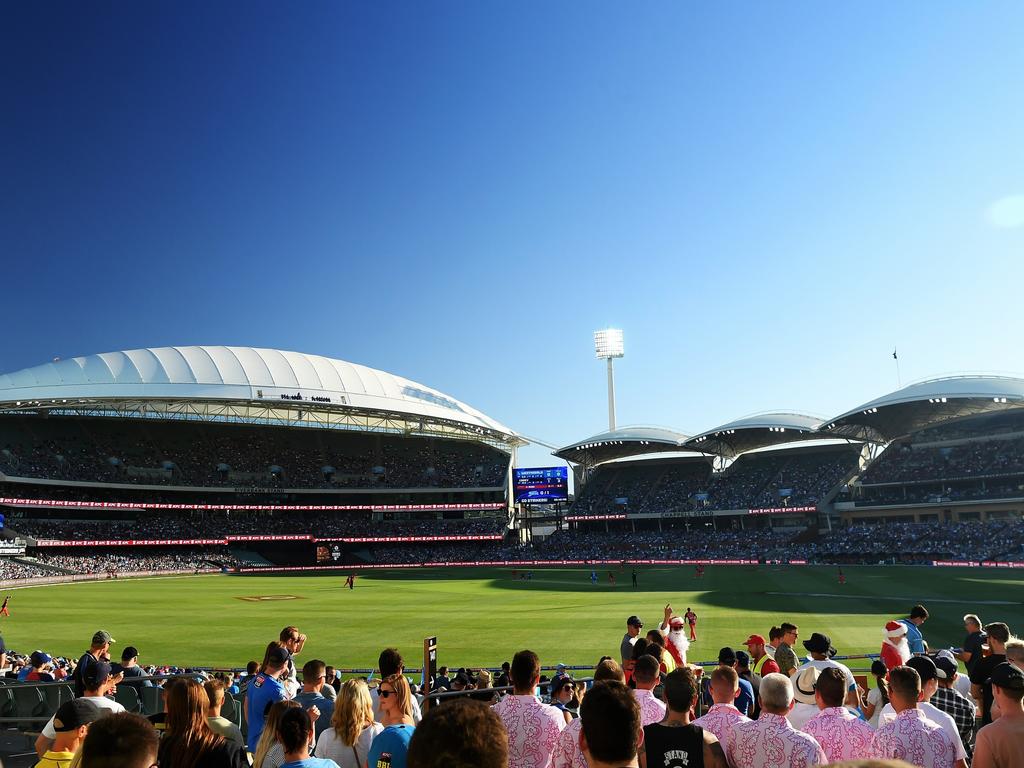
[0,346,515,438]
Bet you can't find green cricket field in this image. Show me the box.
[3,565,1021,672]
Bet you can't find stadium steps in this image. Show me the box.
[10,555,77,576]
[228,547,274,566]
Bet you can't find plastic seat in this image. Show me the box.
[10,685,47,727]
[141,685,163,715]
[221,692,241,727]
[114,685,143,713]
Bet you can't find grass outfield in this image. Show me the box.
[2,565,1021,671]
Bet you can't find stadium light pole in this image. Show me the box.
[594,329,624,431]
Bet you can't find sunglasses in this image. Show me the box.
[379,689,394,698]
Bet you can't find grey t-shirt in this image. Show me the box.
[621,633,637,662]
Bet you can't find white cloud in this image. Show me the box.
[987,194,1024,229]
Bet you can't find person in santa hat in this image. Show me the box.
[881,620,911,670]
[658,604,691,668]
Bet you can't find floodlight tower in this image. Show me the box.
[594,328,624,431]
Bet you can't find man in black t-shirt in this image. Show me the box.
[74,630,117,697]
[970,621,1009,726]
[641,667,727,768]
[956,614,986,676]
[111,646,152,690]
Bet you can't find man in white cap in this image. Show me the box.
[881,621,911,670]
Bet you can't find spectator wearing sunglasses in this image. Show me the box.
[371,648,423,724]
[367,675,416,768]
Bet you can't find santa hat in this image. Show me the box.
[885,621,907,638]
[669,617,685,629]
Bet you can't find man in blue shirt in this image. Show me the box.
[898,604,929,655]
[246,645,290,752]
[293,659,333,739]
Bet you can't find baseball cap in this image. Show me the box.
[30,651,52,667]
[987,662,1024,691]
[907,655,945,682]
[934,657,958,679]
[627,616,643,628]
[267,646,291,665]
[803,633,836,656]
[556,663,567,671]
[735,650,750,668]
[92,630,115,645]
[53,698,103,732]
[743,634,766,646]
[121,646,139,661]
[718,647,737,666]
[793,666,820,705]
[83,661,113,690]
[935,649,957,664]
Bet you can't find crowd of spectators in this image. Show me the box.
[860,436,1024,486]
[570,448,858,518]
[0,417,509,489]
[26,547,242,574]
[8,510,508,541]
[0,558,52,579]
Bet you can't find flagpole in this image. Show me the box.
[893,349,902,388]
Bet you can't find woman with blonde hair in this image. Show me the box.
[315,679,384,768]
[367,675,416,768]
[158,678,247,768]
[253,699,301,768]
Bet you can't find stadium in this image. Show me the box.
[1,346,1023,766]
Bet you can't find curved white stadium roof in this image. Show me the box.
[553,425,691,464]
[685,411,825,458]
[0,346,516,440]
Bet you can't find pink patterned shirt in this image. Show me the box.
[633,688,667,727]
[870,708,955,768]
[731,712,826,768]
[493,694,567,768]
[551,717,586,768]
[802,706,874,762]
[693,703,751,759]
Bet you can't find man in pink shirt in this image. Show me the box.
[802,667,874,762]
[871,665,955,768]
[693,666,751,759]
[731,673,826,768]
[552,659,624,768]
[631,655,667,727]
[493,650,567,768]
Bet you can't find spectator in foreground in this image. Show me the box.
[869,666,955,768]
[493,649,566,768]
[863,660,890,728]
[159,678,247,768]
[955,614,986,676]
[407,698,508,768]
[37,661,126,758]
[367,675,417,768]
[247,645,292,753]
[112,646,151,690]
[79,712,159,768]
[702,648,754,716]
[972,662,1024,768]
[253,700,302,768]
[621,616,643,666]
[294,659,334,739]
[74,630,121,697]
[730,673,826,768]
[204,679,244,747]
[580,681,642,768]
[316,679,384,768]
[743,633,779,678]
[632,654,667,726]
[371,648,423,723]
[277,706,340,768]
[552,659,624,768]
[970,622,1010,726]
[36,699,103,768]
[640,667,727,768]
[774,624,799,677]
[931,657,976,760]
[693,666,751,758]
[788,666,821,731]
[802,667,874,763]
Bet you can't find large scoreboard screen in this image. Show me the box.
[513,466,569,503]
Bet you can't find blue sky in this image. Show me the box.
[2,2,1023,467]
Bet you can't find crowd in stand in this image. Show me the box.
[571,449,859,519]
[7,607,1022,768]
[9,511,508,541]
[860,437,1024,486]
[26,547,242,574]
[0,418,509,490]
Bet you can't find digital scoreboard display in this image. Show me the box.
[513,466,569,503]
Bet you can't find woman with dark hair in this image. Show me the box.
[625,638,650,687]
[276,706,340,768]
[550,677,578,724]
[158,678,247,768]
[862,659,890,727]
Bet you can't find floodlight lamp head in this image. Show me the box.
[594,328,624,359]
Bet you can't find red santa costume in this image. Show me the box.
[659,616,691,667]
[880,620,911,670]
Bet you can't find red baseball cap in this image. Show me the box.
[743,634,766,646]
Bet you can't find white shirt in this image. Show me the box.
[878,700,967,761]
[370,685,422,724]
[42,695,125,739]
[795,658,857,693]
[787,702,819,731]
[315,722,384,768]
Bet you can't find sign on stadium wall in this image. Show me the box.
[34,533,506,547]
[564,514,627,521]
[934,559,1024,568]
[237,557,780,573]
[746,505,817,515]
[0,497,505,513]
